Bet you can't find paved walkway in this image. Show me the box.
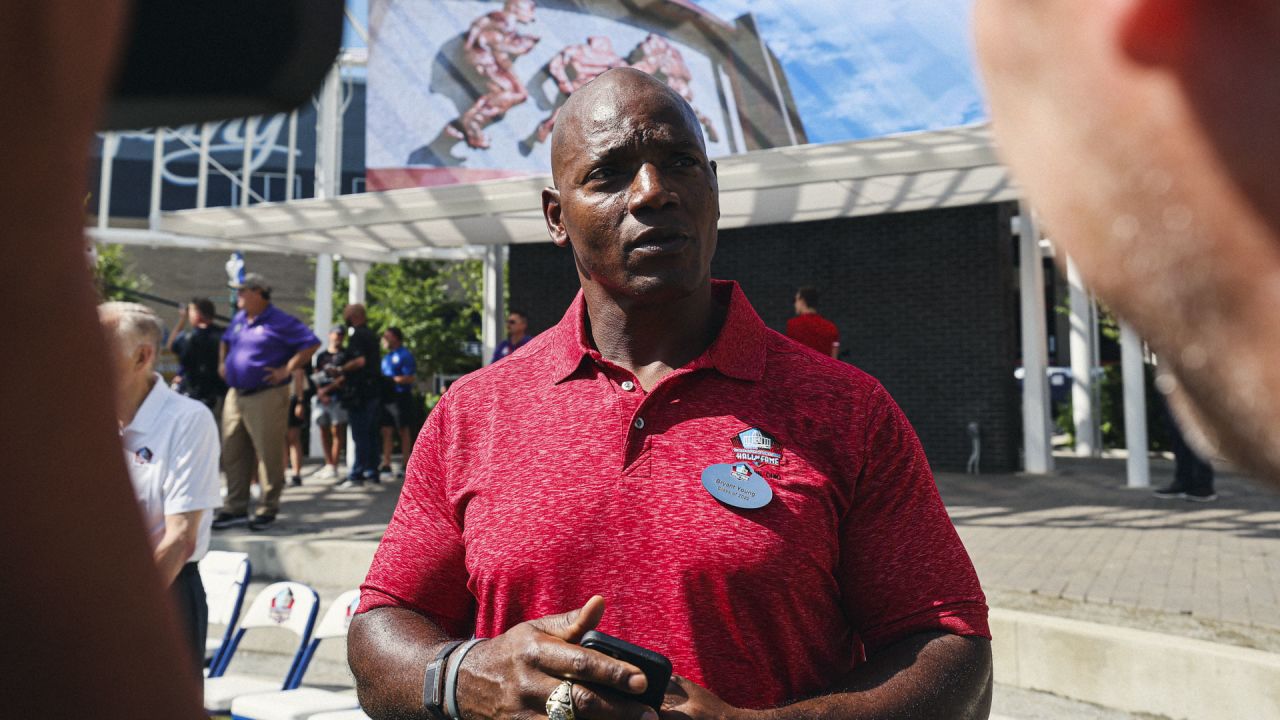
[217,454,1280,652]
[938,455,1280,652]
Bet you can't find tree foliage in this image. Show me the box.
[339,259,484,382]
[93,243,150,301]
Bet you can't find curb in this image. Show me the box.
[211,535,376,591]
[991,608,1280,720]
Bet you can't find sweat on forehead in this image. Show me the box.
[550,67,703,178]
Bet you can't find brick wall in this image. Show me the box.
[509,202,1021,471]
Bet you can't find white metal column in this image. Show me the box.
[482,245,506,366]
[148,129,165,228]
[1120,321,1150,487]
[1018,205,1054,474]
[348,261,370,305]
[196,123,212,209]
[311,64,344,460]
[1066,256,1098,457]
[97,133,119,230]
[240,117,256,207]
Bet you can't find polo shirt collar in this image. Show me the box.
[246,304,277,326]
[547,280,767,384]
[126,373,170,434]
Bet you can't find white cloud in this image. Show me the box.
[692,0,983,142]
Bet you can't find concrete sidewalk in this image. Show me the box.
[939,455,1280,654]
[211,455,1280,718]
[215,455,1280,652]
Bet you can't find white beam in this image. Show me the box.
[1120,321,1150,488]
[315,65,343,201]
[348,260,370,306]
[310,253,334,460]
[240,117,256,207]
[97,133,118,230]
[149,128,165,229]
[1018,205,1054,474]
[1066,256,1098,457]
[482,245,506,366]
[197,123,212,209]
[286,111,298,202]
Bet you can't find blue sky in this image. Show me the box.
[349,0,986,146]
[690,0,985,144]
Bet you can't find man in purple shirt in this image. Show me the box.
[214,273,320,530]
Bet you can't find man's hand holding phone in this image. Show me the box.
[456,596,659,720]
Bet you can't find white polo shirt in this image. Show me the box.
[121,374,222,564]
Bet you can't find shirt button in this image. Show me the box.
[633,417,646,430]
[621,380,636,392]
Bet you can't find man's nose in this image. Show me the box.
[627,162,678,213]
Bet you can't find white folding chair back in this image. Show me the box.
[314,590,361,640]
[201,551,251,625]
[204,582,321,713]
[199,550,251,669]
[238,581,321,637]
[227,590,364,720]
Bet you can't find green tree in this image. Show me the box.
[338,259,484,382]
[93,243,150,301]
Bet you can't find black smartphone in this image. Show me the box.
[580,630,672,711]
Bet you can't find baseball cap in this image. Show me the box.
[229,272,271,293]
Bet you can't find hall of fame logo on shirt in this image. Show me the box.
[134,447,154,465]
[731,428,783,467]
[269,587,295,624]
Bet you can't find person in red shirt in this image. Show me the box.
[349,68,991,720]
[785,286,839,358]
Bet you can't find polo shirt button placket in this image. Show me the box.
[621,380,636,392]
[633,417,645,430]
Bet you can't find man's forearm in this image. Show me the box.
[349,606,458,720]
[748,633,992,720]
[153,532,194,585]
[287,345,320,373]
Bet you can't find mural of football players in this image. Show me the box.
[448,0,540,150]
[534,35,627,143]
[630,33,719,143]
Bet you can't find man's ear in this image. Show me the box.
[709,160,720,220]
[136,344,156,372]
[542,187,570,248]
[1118,0,1193,67]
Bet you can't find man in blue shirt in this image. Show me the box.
[491,309,533,363]
[379,327,417,479]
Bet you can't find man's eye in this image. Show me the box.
[587,167,617,181]
[671,156,697,168]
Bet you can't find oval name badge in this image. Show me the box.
[700,463,773,509]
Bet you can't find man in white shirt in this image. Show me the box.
[100,302,222,676]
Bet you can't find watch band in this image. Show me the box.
[423,640,465,719]
[444,638,486,720]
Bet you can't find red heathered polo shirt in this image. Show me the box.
[786,312,839,356]
[359,280,988,710]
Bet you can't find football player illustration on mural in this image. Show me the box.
[534,35,627,143]
[447,0,540,150]
[630,33,719,143]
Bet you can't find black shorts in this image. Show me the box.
[380,393,417,429]
[287,397,306,429]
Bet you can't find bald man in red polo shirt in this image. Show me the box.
[349,68,992,720]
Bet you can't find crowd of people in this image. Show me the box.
[157,273,428,533]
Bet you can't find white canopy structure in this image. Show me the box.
[136,123,1012,263]
[89,113,1135,483]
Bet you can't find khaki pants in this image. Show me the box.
[221,385,289,517]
